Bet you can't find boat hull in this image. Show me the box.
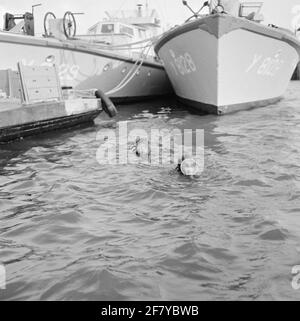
[155,14,300,115]
[0,98,102,143]
[0,109,100,143]
[0,33,172,102]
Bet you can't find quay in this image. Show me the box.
[0,64,102,143]
[0,99,101,143]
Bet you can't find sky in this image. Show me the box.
[0,0,300,35]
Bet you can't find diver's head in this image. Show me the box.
[177,156,201,177]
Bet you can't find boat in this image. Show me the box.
[0,4,172,104]
[0,63,103,144]
[154,0,300,115]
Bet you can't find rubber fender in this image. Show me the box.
[95,89,118,118]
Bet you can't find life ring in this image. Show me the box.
[95,89,118,118]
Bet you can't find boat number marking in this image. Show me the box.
[246,52,285,77]
[58,64,80,81]
[169,50,197,76]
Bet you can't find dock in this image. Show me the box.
[292,63,300,80]
[0,64,102,143]
[0,99,101,143]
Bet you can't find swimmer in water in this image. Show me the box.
[176,156,186,175]
[134,139,201,177]
[176,156,202,178]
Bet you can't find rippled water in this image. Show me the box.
[0,82,300,301]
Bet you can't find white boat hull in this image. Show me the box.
[155,14,300,114]
[0,33,172,102]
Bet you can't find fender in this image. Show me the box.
[95,89,118,118]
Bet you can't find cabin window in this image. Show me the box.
[101,24,115,33]
[120,25,134,36]
[239,2,263,17]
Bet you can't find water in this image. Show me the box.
[0,82,299,301]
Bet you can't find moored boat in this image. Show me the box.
[0,64,103,143]
[0,5,172,103]
[154,0,300,115]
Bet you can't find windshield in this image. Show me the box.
[101,24,115,33]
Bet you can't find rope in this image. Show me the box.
[96,36,158,49]
[64,33,163,97]
[105,41,153,96]
[107,49,151,95]
[68,36,158,52]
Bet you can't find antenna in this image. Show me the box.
[31,3,42,15]
[182,1,197,16]
[182,1,210,21]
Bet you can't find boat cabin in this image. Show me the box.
[81,5,161,46]
[85,21,148,45]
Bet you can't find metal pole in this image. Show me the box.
[32,3,42,16]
